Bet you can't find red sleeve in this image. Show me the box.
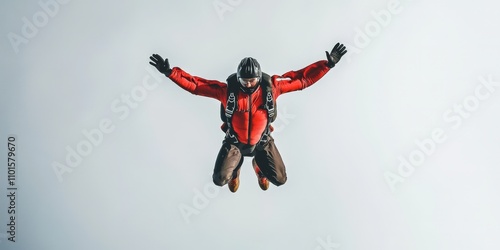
[167,67,226,102]
[272,60,331,97]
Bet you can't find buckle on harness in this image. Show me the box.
[225,93,236,118]
[225,130,239,144]
[264,92,274,117]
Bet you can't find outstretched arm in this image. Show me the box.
[149,54,226,101]
[274,43,347,95]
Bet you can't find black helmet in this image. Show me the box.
[237,57,262,79]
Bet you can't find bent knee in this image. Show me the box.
[213,174,229,187]
[270,175,287,186]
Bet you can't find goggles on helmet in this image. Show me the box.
[238,77,260,87]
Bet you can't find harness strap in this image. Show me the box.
[257,91,275,146]
[264,91,275,118]
[224,92,239,143]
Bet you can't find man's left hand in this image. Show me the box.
[326,43,347,68]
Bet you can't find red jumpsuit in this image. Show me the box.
[167,60,332,186]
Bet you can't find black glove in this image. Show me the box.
[325,43,347,68]
[149,54,172,76]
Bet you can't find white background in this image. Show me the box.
[1,0,500,249]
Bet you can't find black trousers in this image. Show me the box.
[212,137,287,187]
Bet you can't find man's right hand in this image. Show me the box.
[149,54,172,76]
